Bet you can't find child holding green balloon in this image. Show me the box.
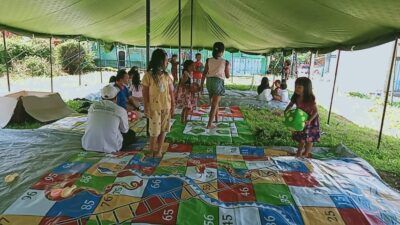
[284,77,320,158]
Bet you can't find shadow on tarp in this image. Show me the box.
[0,129,84,213]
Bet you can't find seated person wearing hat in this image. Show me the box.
[82,84,136,153]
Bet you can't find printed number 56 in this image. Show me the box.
[203,214,214,225]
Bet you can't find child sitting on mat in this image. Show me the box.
[176,60,198,124]
[284,77,320,158]
[273,80,289,103]
[143,49,175,158]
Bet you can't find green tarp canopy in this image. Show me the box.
[0,0,400,54]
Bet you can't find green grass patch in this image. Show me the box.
[225,84,256,91]
[348,92,370,99]
[5,121,43,129]
[389,101,400,108]
[66,100,82,111]
[242,106,400,176]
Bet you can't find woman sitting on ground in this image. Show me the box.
[128,66,143,103]
[257,77,272,101]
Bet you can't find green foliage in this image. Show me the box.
[55,40,95,74]
[389,101,400,108]
[5,121,43,129]
[23,56,50,77]
[348,91,370,99]
[225,84,256,91]
[66,100,82,111]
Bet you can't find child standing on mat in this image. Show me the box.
[284,77,320,158]
[201,42,230,129]
[142,49,175,158]
[176,60,197,124]
[193,53,204,84]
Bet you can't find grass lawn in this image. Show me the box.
[242,106,400,189]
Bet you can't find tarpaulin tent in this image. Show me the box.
[0,0,400,53]
[0,91,74,128]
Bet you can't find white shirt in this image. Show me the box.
[207,57,227,80]
[279,89,290,103]
[82,100,129,153]
[258,89,272,101]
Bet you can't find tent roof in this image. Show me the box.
[1,0,400,53]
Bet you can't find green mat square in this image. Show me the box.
[192,145,216,154]
[154,166,187,176]
[218,160,247,170]
[75,173,116,193]
[177,198,218,225]
[253,183,295,206]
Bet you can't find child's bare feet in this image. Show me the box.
[302,151,311,158]
[207,124,217,129]
[296,150,303,158]
[154,151,163,158]
[145,152,154,158]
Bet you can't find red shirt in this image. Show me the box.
[193,61,203,79]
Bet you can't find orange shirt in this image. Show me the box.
[193,60,204,79]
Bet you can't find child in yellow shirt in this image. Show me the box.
[142,49,175,158]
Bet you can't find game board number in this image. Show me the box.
[80,175,92,183]
[81,200,95,210]
[264,216,276,225]
[325,210,338,222]
[112,186,123,195]
[151,179,161,189]
[62,163,74,169]
[239,187,249,196]
[203,214,214,225]
[21,191,37,200]
[279,194,290,204]
[44,173,58,182]
[221,215,233,225]
[0,217,10,225]
[203,184,211,191]
[162,209,174,221]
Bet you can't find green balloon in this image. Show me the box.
[284,109,309,131]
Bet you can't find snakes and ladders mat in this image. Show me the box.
[1,144,399,225]
[168,106,255,145]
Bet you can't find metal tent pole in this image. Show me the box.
[327,50,341,125]
[190,0,193,59]
[127,44,131,68]
[231,52,234,83]
[146,0,150,68]
[2,31,10,92]
[377,38,398,149]
[115,43,119,69]
[98,41,103,83]
[178,0,182,81]
[308,52,313,78]
[49,37,54,92]
[78,39,82,86]
[146,0,150,137]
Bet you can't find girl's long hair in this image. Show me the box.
[183,60,194,73]
[147,48,168,84]
[291,77,315,103]
[128,66,141,91]
[257,77,270,94]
